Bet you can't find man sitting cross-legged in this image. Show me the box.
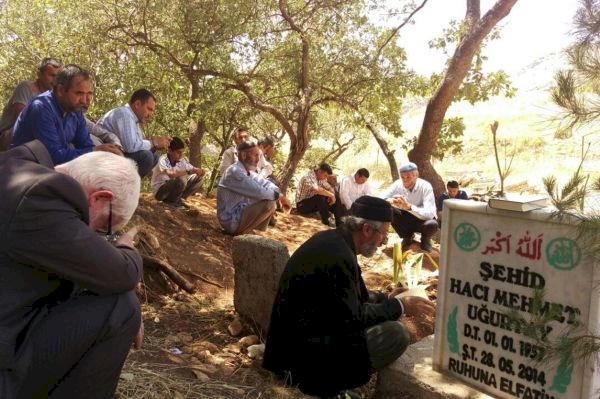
[151,137,205,209]
[217,141,291,235]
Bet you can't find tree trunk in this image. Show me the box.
[188,119,206,167]
[367,122,399,182]
[278,116,310,193]
[410,0,519,196]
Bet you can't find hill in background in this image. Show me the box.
[334,51,600,195]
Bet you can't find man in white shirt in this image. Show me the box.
[256,136,275,181]
[337,168,372,213]
[380,162,438,252]
[151,137,205,209]
[218,127,249,176]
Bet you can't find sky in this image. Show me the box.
[394,0,580,74]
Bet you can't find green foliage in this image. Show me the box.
[543,137,591,213]
[551,0,600,135]
[504,288,600,370]
[0,0,524,189]
[429,19,515,104]
[404,116,466,160]
[392,242,438,287]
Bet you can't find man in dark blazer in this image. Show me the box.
[263,196,436,398]
[0,140,143,398]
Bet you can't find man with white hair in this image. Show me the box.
[264,196,435,399]
[0,140,143,398]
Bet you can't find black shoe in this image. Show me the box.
[420,240,433,253]
[163,200,186,210]
[268,216,277,226]
[401,235,414,251]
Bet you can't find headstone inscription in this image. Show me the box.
[433,200,600,399]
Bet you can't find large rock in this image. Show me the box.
[231,235,289,334]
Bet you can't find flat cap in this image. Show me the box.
[350,195,393,222]
[399,162,418,173]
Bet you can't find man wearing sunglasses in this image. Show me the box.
[0,140,143,398]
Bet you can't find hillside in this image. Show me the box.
[334,52,600,195]
[119,194,437,399]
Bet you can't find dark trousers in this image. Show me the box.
[391,208,439,242]
[3,290,141,399]
[366,320,410,370]
[125,150,158,178]
[334,190,350,219]
[297,195,344,226]
[155,175,203,203]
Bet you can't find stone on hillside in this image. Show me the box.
[231,235,290,334]
[227,317,243,336]
[238,334,260,347]
[247,343,265,360]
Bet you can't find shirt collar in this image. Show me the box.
[124,104,141,124]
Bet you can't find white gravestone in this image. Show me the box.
[433,200,600,399]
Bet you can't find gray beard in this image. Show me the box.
[359,241,377,258]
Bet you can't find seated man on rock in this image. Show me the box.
[0,140,143,398]
[381,162,438,252]
[295,162,344,227]
[264,195,436,399]
[217,141,290,235]
[151,137,205,209]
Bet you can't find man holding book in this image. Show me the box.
[381,162,438,252]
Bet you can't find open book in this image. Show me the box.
[488,194,548,212]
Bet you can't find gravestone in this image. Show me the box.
[433,200,600,399]
[231,235,289,334]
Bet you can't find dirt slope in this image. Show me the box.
[118,193,436,399]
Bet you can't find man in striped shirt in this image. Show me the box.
[295,163,343,227]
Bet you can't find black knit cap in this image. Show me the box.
[350,195,393,222]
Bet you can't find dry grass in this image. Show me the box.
[116,293,313,399]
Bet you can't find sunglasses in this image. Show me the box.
[105,202,119,243]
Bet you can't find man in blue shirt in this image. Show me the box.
[11,64,121,164]
[97,89,171,178]
[217,141,291,235]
